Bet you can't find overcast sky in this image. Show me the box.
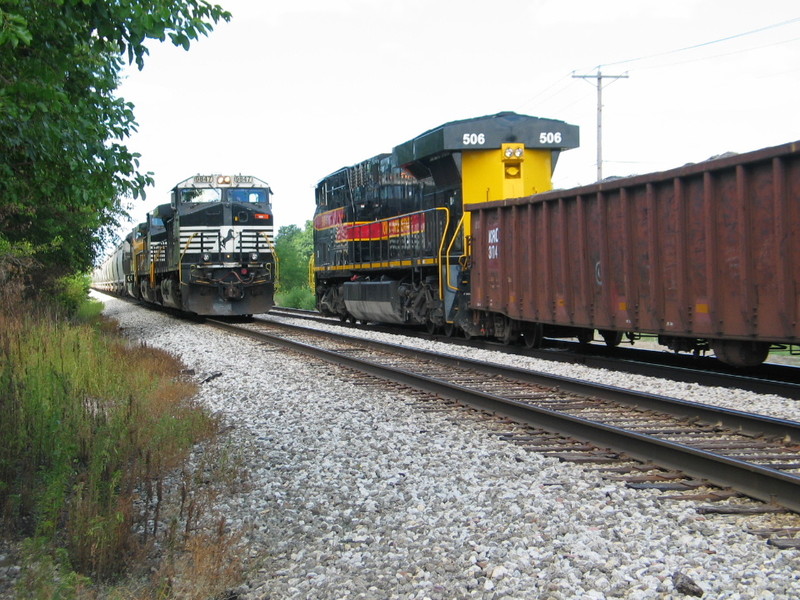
[115,0,800,236]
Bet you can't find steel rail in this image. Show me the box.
[256,318,800,442]
[207,318,800,513]
[266,308,800,400]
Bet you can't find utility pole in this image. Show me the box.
[572,70,628,181]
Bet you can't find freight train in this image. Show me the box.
[93,174,277,316]
[312,112,800,367]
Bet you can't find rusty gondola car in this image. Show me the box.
[468,142,800,367]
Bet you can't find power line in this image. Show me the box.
[516,75,574,112]
[571,70,629,181]
[632,34,800,72]
[566,17,799,182]
[596,16,800,70]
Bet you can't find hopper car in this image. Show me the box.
[469,142,800,367]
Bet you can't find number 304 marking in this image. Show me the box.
[462,133,486,145]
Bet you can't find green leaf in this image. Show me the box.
[0,0,232,280]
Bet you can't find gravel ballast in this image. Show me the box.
[99,295,800,599]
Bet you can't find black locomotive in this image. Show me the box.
[93,174,277,316]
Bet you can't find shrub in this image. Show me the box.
[0,308,215,581]
[275,286,316,310]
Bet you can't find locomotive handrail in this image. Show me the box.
[320,207,451,270]
[259,232,280,291]
[434,207,452,302]
[443,214,466,296]
[178,232,199,285]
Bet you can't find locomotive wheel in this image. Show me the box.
[522,323,543,349]
[444,323,456,337]
[426,320,438,335]
[599,329,624,347]
[499,319,519,345]
[711,340,770,368]
[500,327,519,345]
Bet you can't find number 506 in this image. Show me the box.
[539,132,562,144]
[462,133,486,145]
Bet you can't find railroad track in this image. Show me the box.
[207,317,800,528]
[267,307,800,400]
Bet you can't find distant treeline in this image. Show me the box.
[275,221,316,309]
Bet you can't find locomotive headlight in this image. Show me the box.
[217,175,231,185]
[202,253,211,262]
[249,252,259,261]
[501,143,525,163]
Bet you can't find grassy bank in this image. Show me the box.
[0,292,241,597]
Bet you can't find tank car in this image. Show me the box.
[312,112,579,335]
[92,236,130,296]
[94,174,277,316]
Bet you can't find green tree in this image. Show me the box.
[275,220,315,308]
[0,0,230,288]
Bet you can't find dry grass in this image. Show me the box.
[0,303,256,597]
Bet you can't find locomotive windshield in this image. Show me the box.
[180,188,222,203]
[178,187,270,204]
[227,189,269,204]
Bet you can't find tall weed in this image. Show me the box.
[0,305,216,581]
